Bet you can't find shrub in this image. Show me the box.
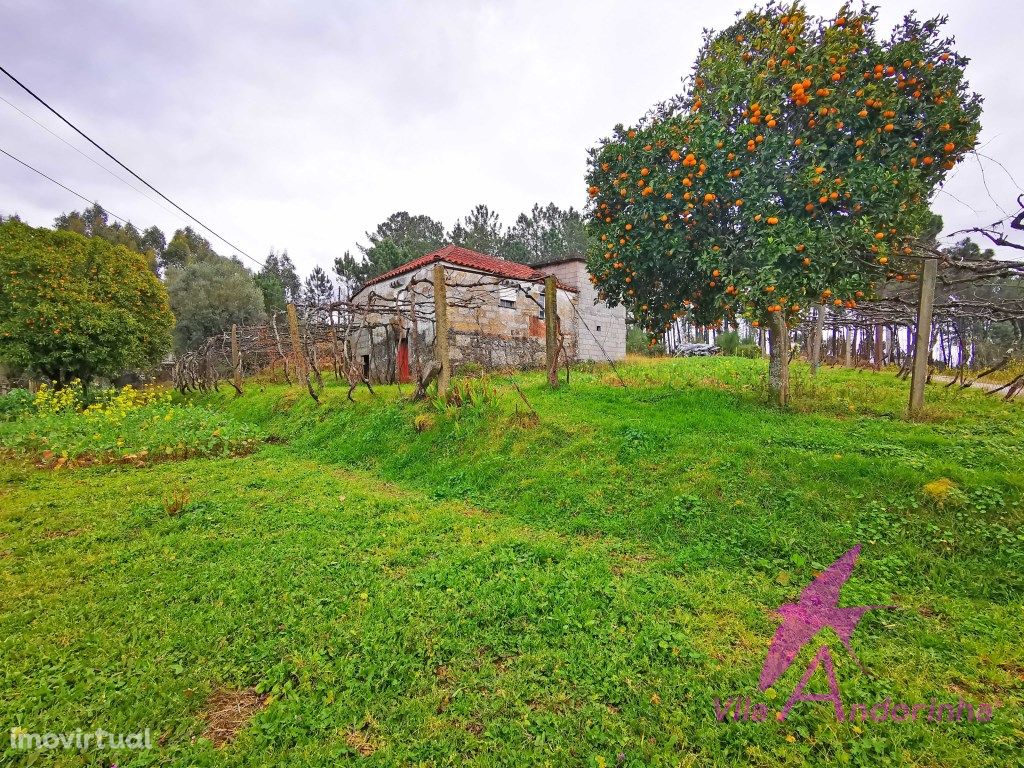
[413,413,437,432]
[0,220,173,385]
[627,326,664,356]
[717,331,740,355]
[733,342,762,359]
[0,388,33,421]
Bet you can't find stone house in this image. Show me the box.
[346,245,625,383]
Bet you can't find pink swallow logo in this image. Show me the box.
[759,545,888,691]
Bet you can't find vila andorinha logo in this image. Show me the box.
[714,545,998,725]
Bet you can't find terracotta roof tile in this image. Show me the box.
[360,245,576,291]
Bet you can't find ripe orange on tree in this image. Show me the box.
[584,2,981,405]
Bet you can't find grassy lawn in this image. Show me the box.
[1,357,1022,766]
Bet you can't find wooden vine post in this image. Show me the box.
[230,323,243,395]
[544,275,559,388]
[286,302,306,382]
[433,264,450,397]
[908,256,938,417]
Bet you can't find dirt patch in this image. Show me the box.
[345,726,378,756]
[997,662,1024,681]
[201,687,267,747]
[42,528,83,540]
[508,410,540,429]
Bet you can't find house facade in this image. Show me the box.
[346,245,625,383]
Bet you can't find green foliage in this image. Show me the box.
[449,203,505,255]
[258,249,301,305]
[302,265,335,308]
[364,211,447,265]
[54,203,165,274]
[734,341,763,358]
[452,203,589,265]
[0,220,173,384]
[334,212,446,293]
[503,203,589,265]
[626,326,664,355]
[162,226,219,271]
[717,329,741,353]
[717,329,763,358]
[166,256,266,350]
[0,388,33,421]
[586,3,982,340]
[254,272,287,313]
[334,205,592,295]
[0,383,261,467]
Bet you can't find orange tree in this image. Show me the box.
[585,2,981,404]
[0,220,173,386]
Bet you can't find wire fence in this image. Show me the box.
[659,250,1024,401]
[172,267,616,402]
[171,251,1024,408]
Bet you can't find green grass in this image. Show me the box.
[0,396,262,468]
[1,357,1022,766]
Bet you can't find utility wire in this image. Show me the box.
[0,92,188,227]
[0,145,131,225]
[0,64,264,269]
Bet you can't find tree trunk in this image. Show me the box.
[767,313,790,407]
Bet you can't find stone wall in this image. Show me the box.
[348,260,606,382]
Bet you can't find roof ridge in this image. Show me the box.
[356,243,577,293]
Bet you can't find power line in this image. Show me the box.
[0,64,264,269]
[0,145,132,226]
[0,92,188,227]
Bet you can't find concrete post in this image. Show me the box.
[544,276,559,388]
[909,256,938,416]
[433,264,450,397]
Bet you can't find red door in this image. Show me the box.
[397,337,411,383]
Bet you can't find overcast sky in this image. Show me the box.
[1,1,1021,275]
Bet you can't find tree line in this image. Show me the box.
[333,203,586,296]
[67,200,585,352]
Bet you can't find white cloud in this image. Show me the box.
[1,0,1021,275]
